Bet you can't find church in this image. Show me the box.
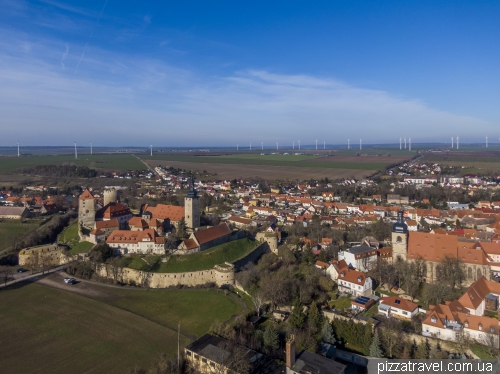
[391,211,493,286]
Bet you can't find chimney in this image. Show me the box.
[286,335,296,368]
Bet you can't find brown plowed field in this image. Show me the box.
[312,155,409,163]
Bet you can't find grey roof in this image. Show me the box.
[0,206,28,216]
[292,350,346,374]
[347,245,375,255]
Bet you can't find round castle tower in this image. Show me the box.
[103,188,119,206]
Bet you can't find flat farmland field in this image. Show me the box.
[421,151,500,175]
[0,279,242,374]
[0,219,40,252]
[140,151,413,180]
[0,154,146,174]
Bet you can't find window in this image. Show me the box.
[431,317,437,323]
[202,358,207,364]
[403,311,408,315]
[479,325,483,331]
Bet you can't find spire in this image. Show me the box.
[187,175,197,198]
[393,210,408,233]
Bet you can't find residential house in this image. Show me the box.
[378,296,419,319]
[106,229,165,255]
[337,268,373,297]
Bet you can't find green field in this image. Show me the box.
[141,154,389,170]
[156,238,257,273]
[0,219,40,252]
[0,282,242,374]
[0,154,146,174]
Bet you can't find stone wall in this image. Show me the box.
[232,242,270,271]
[19,244,71,267]
[95,262,235,288]
[256,232,278,254]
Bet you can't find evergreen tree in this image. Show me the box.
[308,301,321,331]
[369,331,383,358]
[263,326,279,350]
[362,322,373,356]
[176,218,187,240]
[321,321,336,344]
[288,298,306,329]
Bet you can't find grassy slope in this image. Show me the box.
[0,220,40,251]
[140,154,388,170]
[59,221,93,254]
[0,283,185,374]
[0,154,145,173]
[0,283,241,374]
[157,238,256,273]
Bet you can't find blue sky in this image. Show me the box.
[1,0,499,146]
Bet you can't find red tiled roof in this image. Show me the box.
[95,219,120,229]
[147,204,184,221]
[79,189,94,200]
[380,296,418,313]
[194,223,231,245]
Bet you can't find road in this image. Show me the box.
[0,265,66,289]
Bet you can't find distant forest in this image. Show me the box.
[19,165,99,178]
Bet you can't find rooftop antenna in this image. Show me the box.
[298,140,301,150]
[17,140,20,157]
[399,137,402,150]
[404,137,406,149]
[90,142,93,155]
[74,142,77,159]
[360,138,362,150]
[261,141,263,151]
[486,136,488,148]
[456,136,459,150]
[409,137,411,151]
[150,145,152,156]
[348,139,350,149]
[315,139,318,150]
[451,136,454,148]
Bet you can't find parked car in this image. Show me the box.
[64,278,76,284]
[16,268,27,273]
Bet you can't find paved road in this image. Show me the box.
[0,265,66,289]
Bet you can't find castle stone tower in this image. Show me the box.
[103,187,119,206]
[185,176,200,232]
[78,189,96,229]
[392,210,408,261]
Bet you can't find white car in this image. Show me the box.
[64,278,76,284]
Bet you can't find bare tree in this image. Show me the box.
[24,253,39,275]
[382,319,402,358]
[0,266,14,286]
[455,329,473,356]
[251,291,265,317]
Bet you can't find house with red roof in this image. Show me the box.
[378,296,419,319]
[337,268,373,297]
[106,228,165,255]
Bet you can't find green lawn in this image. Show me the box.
[0,219,40,252]
[59,222,93,254]
[154,238,257,273]
[0,282,242,374]
[330,296,352,311]
[0,154,146,174]
[470,343,493,359]
[68,241,94,254]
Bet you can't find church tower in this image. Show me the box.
[78,189,96,230]
[185,176,200,232]
[392,210,408,261]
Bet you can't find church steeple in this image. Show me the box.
[185,175,200,232]
[187,175,198,198]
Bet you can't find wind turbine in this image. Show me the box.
[250,142,252,151]
[348,139,350,149]
[486,136,488,148]
[261,141,263,151]
[237,143,239,151]
[17,141,20,157]
[150,145,153,156]
[404,138,406,149]
[451,136,454,148]
[276,142,279,150]
[298,140,301,150]
[456,136,459,150]
[90,142,93,155]
[293,141,295,150]
[315,139,318,150]
[323,141,325,150]
[360,138,362,150]
[409,137,411,151]
[400,137,402,150]
[74,142,77,159]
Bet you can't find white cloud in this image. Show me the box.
[0,30,494,147]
